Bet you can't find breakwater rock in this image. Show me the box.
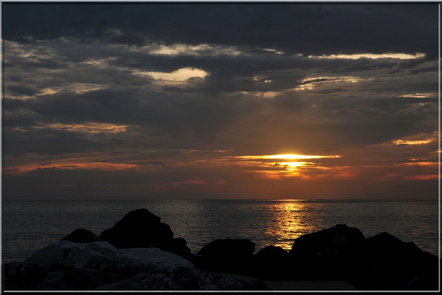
[3,208,439,291]
[4,241,249,290]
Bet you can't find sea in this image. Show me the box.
[2,198,440,264]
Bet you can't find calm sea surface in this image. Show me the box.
[2,199,440,263]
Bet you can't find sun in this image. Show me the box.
[264,154,341,160]
[231,153,342,179]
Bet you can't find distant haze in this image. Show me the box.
[2,3,439,200]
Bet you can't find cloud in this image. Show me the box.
[308,53,426,60]
[32,122,129,134]
[2,3,438,200]
[399,93,436,99]
[3,4,437,56]
[133,67,209,86]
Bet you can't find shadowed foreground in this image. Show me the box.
[3,208,439,291]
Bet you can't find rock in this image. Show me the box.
[96,270,246,290]
[100,209,174,249]
[290,224,365,257]
[197,238,255,258]
[41,268,123,290]
[98,208,191,257]
[255,245,289,260]
[3,240,252,290]
[252,246,292,280]
[223,273,269,290]
[4,262,46,290]
[119,247,194,273]
[161,238,192,257]
[197,271,245,290]
[96,272,185,290]
[61,241,124,272]
[23,241,76,271]
[96,270,248,290]
[289,224,365,280]
[60,228,101,243]
[5,241,123,290]
[194,238,255,275]
[349,232,439,290]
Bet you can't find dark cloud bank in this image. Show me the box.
[2,3,439,200]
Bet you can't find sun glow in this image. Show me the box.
[236,154,341,160]
[266,154,341,160]
[231,154,342,179]
[276,162,313,170]
[266,201,314,250]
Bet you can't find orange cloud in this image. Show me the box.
[398,162,438,167]
[403,174,440,180]
[4,161,140,174]
[387,131,438,146]
[32,122,128,134]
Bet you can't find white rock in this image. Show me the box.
[16,241,247,290]
[65,241,123,271]
[119,247,194,273]
[96,273,184,290]
[23,241,77,270]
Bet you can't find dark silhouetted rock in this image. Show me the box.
[255,245,288,260]
[194,238,255,275]
[348,232,439,290]
[198,238,255,258]
[60,228,100,243]
[290,224,365,257]
[96,271,250,290]
[222,273,269,290]
[98,208,191,257]
[100,209,173,249]
[289,224,365,280]
[252,246,293,280]
[160,238,192,257]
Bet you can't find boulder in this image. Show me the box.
[288,224,365,280]
[348,232,439,290]
[23,241,76,271]
[60,228,101,243]
[197,238,255,258]
[223,273,269,290]
[60,241,124,272]
[161,238,192,257]
[119,247,194,273]
[5,241,125,290]
[252,246,292,280]
[290,224,365,257]
[196,271,246,290]
[96,270,249,290]
[99,208,191,256]
[100,209,173,248]
[3,240,256,290]
[96,272,185,290]
[194,238,255,275]
[40,268,123,290]
[255,245,289,260]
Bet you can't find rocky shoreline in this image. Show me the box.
[3,208,439,291]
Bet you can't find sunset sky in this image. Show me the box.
[2,3,439,200]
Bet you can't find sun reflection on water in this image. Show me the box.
[265,201,314,251]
